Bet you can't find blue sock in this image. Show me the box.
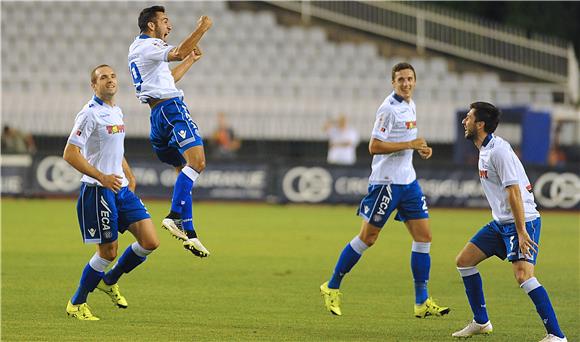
[458,267,489,324]
[170,171,194,214]
[103,244,147,285]
[181,190,196,237]
[328,236,368,289]
[71,253,110,304]
[411,242,431,304]
[522,278,565,338]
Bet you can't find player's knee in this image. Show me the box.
[455,253,473,268]
[513,268,533,285]
[141,237,160,251]
[99,247,117,261]
[420,231,432,243]
[360,234,378,247]
[195,159,206,172]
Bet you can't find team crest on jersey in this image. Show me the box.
[405,121,417,129]
[106,125,125,134]
[479,170,488,179]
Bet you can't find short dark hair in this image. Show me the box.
[138,5,165,33]
[391,62,416,81]
[91,64,111,84]
[470,101,501,133]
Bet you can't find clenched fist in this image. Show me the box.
[197,15,212,31]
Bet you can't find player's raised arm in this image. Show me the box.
[63,143,123,192]
[171,47,202,83]
[167,16,212,62]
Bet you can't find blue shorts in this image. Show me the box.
[357,180,429,228]
[150,97,204,167]
[470,217,541,265]
[76,184,151,244]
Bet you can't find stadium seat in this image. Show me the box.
[1,1,559,140]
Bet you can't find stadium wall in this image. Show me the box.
[2,154,578,211]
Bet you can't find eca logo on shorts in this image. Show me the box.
[282,167,333,203]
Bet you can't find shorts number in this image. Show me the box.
[130,62,143,92]
[509,235,515,252]
[421,196,428,211]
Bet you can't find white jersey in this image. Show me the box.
[327,127,359,165]
[67,96,129,187]
[128,34,184,103]
[478,134,539,224]
[369,91,418,185]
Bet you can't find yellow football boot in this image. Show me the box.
[96,280,128,308]
[414,297,450,318]
[320,282,342,316]
[66,301,99,321]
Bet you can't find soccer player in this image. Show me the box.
[64,65,159,320]
[452,102,567,342]
[320,63,450,318]
[128,5,212,257]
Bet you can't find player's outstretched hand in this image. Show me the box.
[410,138,427,150]
[418,147,432,159]
[101,174,123,193]
[518,231,538,259]
[198,15,212,31]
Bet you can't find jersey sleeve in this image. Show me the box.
[371,106,395,141]
[490,146,520,188]
[140,39,175,62]
[67,109,96,149]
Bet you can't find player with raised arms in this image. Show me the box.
[128,6,212,257]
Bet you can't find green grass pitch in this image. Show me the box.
[2,199,578,341]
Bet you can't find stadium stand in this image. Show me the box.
[1,1,575,144]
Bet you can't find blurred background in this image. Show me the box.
[2,1,579,211]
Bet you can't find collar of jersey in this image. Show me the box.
[392,92,405,103]
[482,133,494,147]
[92,95,105,106]
[92,95,115,108]
[138,34,151,39]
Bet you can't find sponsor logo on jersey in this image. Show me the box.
[405,120,417,129]
[526,184,533,193]
[479,170,488,179]
[178,130,187,139]
[88,228,96,237]
[106,124,125,134]
[76,130,82,136]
